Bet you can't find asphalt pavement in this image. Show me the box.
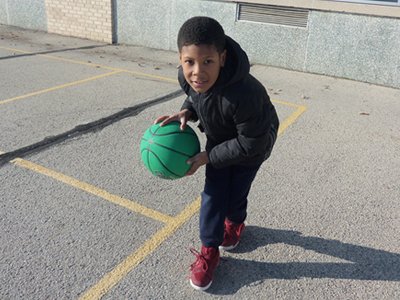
[1,25,399,300]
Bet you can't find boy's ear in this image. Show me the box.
[220,49,227,67]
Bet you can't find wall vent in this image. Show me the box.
[237,3,309,28]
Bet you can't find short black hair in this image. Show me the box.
[177,16,226,53]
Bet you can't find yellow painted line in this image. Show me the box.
[272,99,305,108]
[3,98,305,299]
[0,46,178,84]
[0,46,31,54]
[120,69,178,84]
[0,70,123,106]
[38,56,178,83]
[79,197,201,300]
[272,99,307,136]
[0,46,117,70]
[78,101,306,299]
[11,158,173,224]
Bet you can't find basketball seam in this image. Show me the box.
[152,131,196,137]
[146,148,182,178]
[150,140,196,158]
[147,124,199,157]
[142,122,198,179]
[151,124,163,135]
[146,147,150,172]
[149,122,196,137]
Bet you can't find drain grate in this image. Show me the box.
[237,3,309,28]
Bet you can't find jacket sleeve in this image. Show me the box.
[178,66,198,122]
[208,92,274,168]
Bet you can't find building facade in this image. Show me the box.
[0,0,399,89]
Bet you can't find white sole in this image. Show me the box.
[219,241,239,251]
[190,279,212,291]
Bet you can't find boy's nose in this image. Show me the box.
[193,63,203,75]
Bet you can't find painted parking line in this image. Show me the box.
[11,157,173,224]
[0,70,123,106]
[79,198,201,300]
[78,100,307,299]
[0,46,178,84]
[3,99,306,299]
[7,155,200,299]
[272,99,307,136]
[0,46,117,71]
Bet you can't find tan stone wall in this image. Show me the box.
[45,0,113,43]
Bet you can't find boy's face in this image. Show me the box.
[179,44,226,94]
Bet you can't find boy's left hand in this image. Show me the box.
[186,151,209,176]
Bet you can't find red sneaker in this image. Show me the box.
[219,219,245,251]
[189,246,220,291]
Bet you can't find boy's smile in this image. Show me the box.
[180,44,226,94]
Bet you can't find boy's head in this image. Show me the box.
[177,16,227,93]
[177,16,226,53]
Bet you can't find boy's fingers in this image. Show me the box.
[179,115,189,130]
[160,118,171,126]
[186,159,201,176]
[160,116,174,126]
[154,115,168,124]
[186,165,196,176]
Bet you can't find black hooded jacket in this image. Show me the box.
[179,36,279,169]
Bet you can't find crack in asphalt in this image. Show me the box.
[0,89,183,166]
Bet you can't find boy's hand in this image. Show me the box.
[186,151,209,176]
[154,109,192,131]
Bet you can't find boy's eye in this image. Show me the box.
[185,60,194,65]
[204,59,213,64]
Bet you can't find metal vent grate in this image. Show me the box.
[237,3,309,28]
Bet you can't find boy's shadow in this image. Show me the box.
[209,226,400,295]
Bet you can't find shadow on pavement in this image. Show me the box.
[209,226,400,295]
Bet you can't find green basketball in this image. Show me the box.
[140,121,200,179]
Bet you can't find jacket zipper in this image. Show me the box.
[198,94,210,134]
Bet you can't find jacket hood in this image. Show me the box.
[218,35,250,88]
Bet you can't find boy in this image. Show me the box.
[154,16,279,290]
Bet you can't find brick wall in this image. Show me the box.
[45,0,113,43]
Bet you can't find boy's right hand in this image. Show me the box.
[154,109,192,131]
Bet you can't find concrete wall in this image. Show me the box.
[116,0,400,89]
[305,11,400,90]
[0,0,47,31]
[1,0,399,89]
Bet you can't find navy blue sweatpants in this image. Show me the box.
[200,163,262,248]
